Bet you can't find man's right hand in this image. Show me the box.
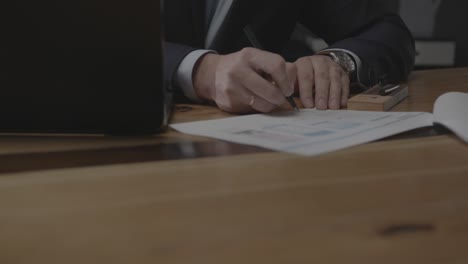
[193,47,297,114]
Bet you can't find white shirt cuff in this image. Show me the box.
[174,49,217,103]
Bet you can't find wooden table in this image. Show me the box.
[1,68,468,264]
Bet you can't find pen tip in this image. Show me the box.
[286,96,299,112]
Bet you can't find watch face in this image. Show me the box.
[334,52,356,73]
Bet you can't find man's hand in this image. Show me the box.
[193,48,297,114]
[294,55,350,110]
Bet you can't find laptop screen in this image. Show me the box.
[0,0,169,134]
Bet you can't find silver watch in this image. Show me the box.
[320,51,356,76]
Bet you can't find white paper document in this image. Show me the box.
[171,110,434,156]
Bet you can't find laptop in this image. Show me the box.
[0,0,171,134]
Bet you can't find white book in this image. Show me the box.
[433,92,468,143]
[171,92,468,156]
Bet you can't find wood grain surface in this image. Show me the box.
[1,135,467,264]
[393,67,468,112]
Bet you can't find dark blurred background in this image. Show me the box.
[288,0,468,69]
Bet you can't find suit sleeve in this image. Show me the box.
[299,0,415,86]
[164,42,197,91]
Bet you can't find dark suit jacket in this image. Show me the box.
[164,0,415,92]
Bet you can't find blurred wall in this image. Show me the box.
[399,0,468,67]
[433,1,468,67]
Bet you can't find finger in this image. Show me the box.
[235,82,278,113]
[215,82,276,113]
[248,93,278,113]
[313,56,331,110]
[328,65,343,110]
[214,80,251,113]
[247,49,291,95]
[341,74,350,108]
[242,69,286,106]
[295,58,315,108]
[285,63,297,96]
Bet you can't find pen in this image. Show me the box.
[379,84,400,96]
[244,26,299,112]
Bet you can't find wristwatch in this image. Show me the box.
[319,50,356,78]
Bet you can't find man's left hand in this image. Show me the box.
[294,55,350,110]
